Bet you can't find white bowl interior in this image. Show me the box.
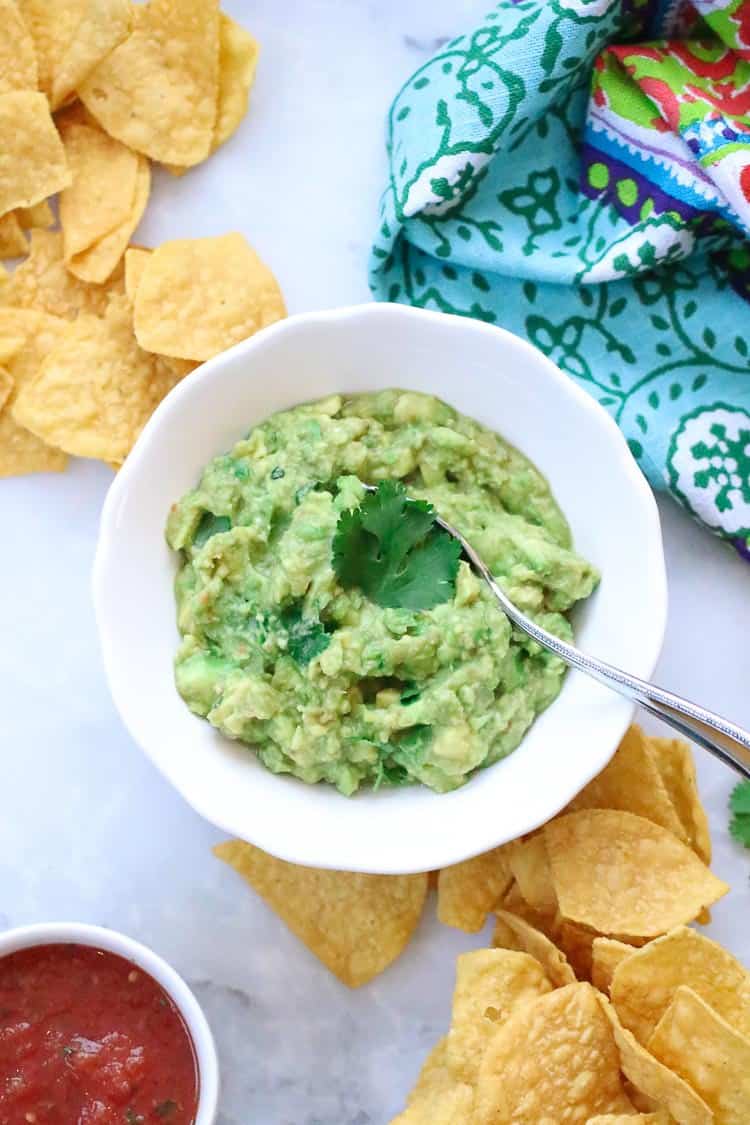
[94,305,666,873]
[0,922,218,1125]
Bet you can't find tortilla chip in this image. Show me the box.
[0,367,13,411]
[445,949,552,1084]
[66,150,150,283]
[648,736,711,864]
[11,293,181,460]
[0,311,70,476]
[133,232,286,360]
[0,91,71,214]
[437,846,512,933]
[648,986,750,1125]
[50,0,132,110]
[124,246,152,301]
[587,1115,672,1124]
[79,0,220,166]
[391,1082,473,1124]
[567,726,687,843]
[406,1038,450,1105]
[610,925,750,1045]
[5,229,122,317]
[544,810,728,939]
[507,835,557,914]
[493,908,576,987]
[0,307,70,385]
[0,0,38,94]
[160,12,258,175]
[18,0,83,99]
[213,13,259,151]
[0,213,28,259]
[591,937,634,996]
[599,994,712,1125]
[214,839,427,988]
[59,122,140,260]
[17,201,55,229]
[473,983,633,1124]
[0,404,67,476]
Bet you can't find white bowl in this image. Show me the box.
[93,304,666,874]
[0,921,218,1124]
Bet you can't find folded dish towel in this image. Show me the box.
[370,0,750,559]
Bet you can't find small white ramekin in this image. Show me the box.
[0,922,218,1125]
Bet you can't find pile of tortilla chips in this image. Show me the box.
[0,0,285,477]
[216,726,750,1122]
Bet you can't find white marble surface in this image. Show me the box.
[1,2,749,1122]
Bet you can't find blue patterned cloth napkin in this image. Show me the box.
[369,0,750,559]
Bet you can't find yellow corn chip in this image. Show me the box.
[587,1116,672,1124]
[0,404,67,476]
[79,0,220,166]
[11,293,182,460]
[544,810,728,940]
[64,139,150,283]
[445,949,552,1084]
[162,14,258,175]
[0,0,38,94]
[0,91,71,214]
[0,367,12,411]
[213,14,259,151]
[474,983,633,1124]
[599,994,712,1125]
[59,122,139,257]
[19,0,130,107]
[0,336,25,365]
[6,229,122,317]
[17,200,55,229]
[0,309,70,476]
[391,1082,473,1124]
[555,918,603,980]
[436,846,512,933]
[50,0,131,110]
[648,986,750,1125]
[648,736,711,864]
[567,726,687,843]
[0,213,28,258]
[406,1038,450,1105]
[493,908,576,987]
[214,839,427,988]
[19,0,85,100]
[610,925,750,1045]
[124,246,152,301]
[133,232,286,360]
[507,835,557,914]
[591,937,634,996]
[0,307,69,387]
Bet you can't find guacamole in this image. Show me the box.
[166,391,598,795]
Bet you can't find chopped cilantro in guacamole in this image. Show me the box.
[166,390,599,795]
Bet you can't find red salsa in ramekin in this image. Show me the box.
[0,943,199,1124]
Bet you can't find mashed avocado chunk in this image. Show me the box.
[167,390,598,795]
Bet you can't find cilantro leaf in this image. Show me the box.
[332,481,461,610]
[729,781,750,848]
[279,603,331,665]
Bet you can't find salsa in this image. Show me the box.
[0,943,199,1124]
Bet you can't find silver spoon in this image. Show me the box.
[362,485,750,779]
[442,510,750,780]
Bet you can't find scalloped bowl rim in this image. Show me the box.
[93,303,667,874]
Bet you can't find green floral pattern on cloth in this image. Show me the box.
[369,0,750,555]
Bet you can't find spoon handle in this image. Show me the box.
[448,519,750,781]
